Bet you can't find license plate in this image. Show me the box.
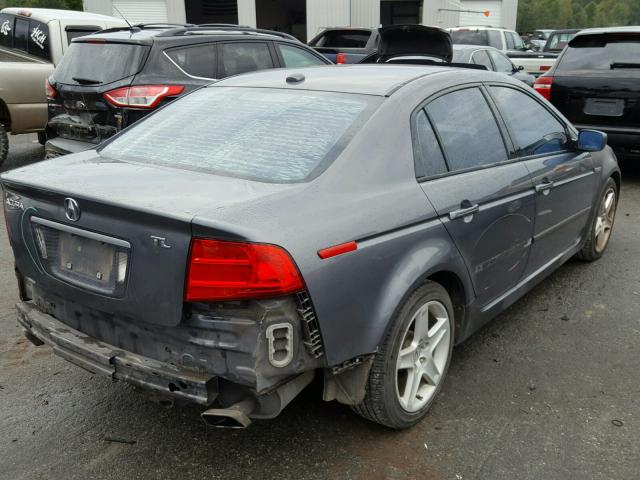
[58,232,116,284]
[583,98,624,117]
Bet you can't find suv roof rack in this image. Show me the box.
[156,25,298,41]
[96,23,192,35]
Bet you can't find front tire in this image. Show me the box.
[0,123,8,167]
[578,177,618,262]
[353,281,454,429]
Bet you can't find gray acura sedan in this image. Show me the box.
[1,65,620,429]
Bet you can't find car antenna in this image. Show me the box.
[112,5,135,33]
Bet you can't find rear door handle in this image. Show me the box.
[535,179,555,194]
[449,203,480,220]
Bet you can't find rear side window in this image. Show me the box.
[451,30,488,46]
[490,87,569,157]
[0,14,13,48]
[221,42,274,77]
[414,110,448,178]
[65,26,101,44]
[99,87,377,183]
[278,43,325,67]
[166,44,217,79]
[54,42,149,85]
[310,30,371,48]
[471,49,493,70]
[427,88,507,171]
[27,19,50,60]
[557,33,640,71]
[14,17,28,51]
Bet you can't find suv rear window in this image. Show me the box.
[54,42,149,85]
[310,30,372,48]
[450,30,488,46]
[557,33,640,71]
[99,87,377,183]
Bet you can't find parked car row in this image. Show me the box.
[0,7,128,164]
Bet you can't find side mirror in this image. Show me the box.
[577,129,607,152]
[517,65,524,71]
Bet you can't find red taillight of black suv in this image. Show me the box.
[103,85,185,109]
[533,75,554,100]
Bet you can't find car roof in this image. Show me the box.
[0,7,124,23]
[76,25,301,45]
[212,64,478,96]
[574,26,640,36]
[452,44,498,51]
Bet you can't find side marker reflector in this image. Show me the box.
[317,241,357,259]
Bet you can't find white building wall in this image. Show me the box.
[459,0,501,27]
[83,0,113,16]
[237,0,257,27]
[500,0,518,30]
[350,0,380,28]
[423,0,461,28]
[306,0,350,40]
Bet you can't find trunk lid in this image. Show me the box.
[48,41,150,145]
[1,152,295,327]
[551,31,640,128]
[375,25,453,62]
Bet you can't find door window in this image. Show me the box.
[426,88,507,172]
[505,32,515,50]
[166,44,217,79]
[278,44,325,67]
[509,32,525,51]
[471,49,493,70]
[414,109,448,178]
[490,86,569,157]
[488,50,514,73]
[221,42,274,77]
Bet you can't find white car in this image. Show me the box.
[448,26,557,77]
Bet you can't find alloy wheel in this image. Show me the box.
[395,300,451,413]
[594,187,616,253]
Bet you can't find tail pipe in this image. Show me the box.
[201,397,257,429]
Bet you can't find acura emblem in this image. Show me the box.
[64,197,81,222]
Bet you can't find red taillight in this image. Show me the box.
[103,85,184,109]
[45,79,56,100]
[533,75,554,101]
[335,52,347,64]
[185,238,305,302]
[539,65,551,72]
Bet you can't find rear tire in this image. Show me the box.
[0,123,8,167]
[577,177,618,262]
[37,131,47,145]
[353,281,454,429]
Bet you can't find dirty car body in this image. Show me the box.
[1,65,620,427]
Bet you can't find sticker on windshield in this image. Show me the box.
[30,25,46,49]
[1,20,11,36]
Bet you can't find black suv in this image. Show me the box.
[45,24,331,157]
[535,27,640,159]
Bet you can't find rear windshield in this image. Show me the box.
[450,30,488,46]
[54,42,149,85]
[99,87,377,183]
[310,30,372,48]
[557,33,640,71]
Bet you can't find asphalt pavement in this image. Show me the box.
[1,134,639,480]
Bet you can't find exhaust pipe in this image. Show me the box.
[201,397,256,429]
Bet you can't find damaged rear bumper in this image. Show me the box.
[16,301,218,405]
